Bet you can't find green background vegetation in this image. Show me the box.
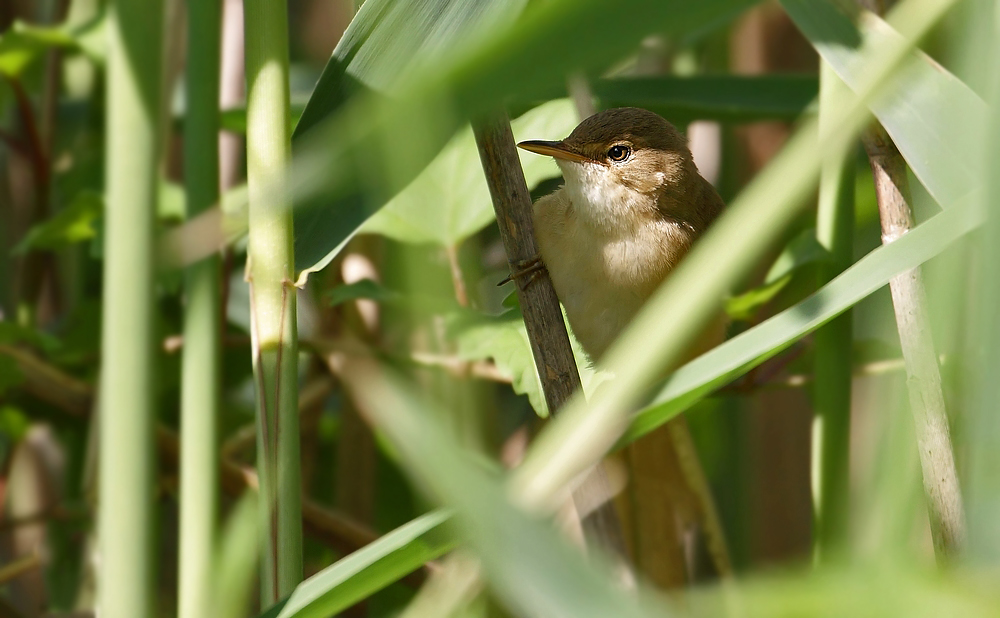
[0,0,997,616]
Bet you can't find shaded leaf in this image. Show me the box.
[593,74,818,123]
[764,227,829,284]
[725,228,830,320]
[0,358,25,396]
[324,279,400,308]
[725,274,793,322]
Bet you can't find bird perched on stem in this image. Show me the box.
[517,106,725,361]
[516,107,731,586]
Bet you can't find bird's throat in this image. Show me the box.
[559,160,656,232]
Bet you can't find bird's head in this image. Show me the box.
[518,107,699,229]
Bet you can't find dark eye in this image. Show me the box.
[607,145,631,162]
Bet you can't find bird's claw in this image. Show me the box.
[498,255,546,290]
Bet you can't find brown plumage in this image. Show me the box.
[519,107,732,587]
[519,107,724,360]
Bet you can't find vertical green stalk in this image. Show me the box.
[811,61,856,562]
[244,0,302,603]
[965,0,1000,563]
[98,0,163,616]
[178,0,222,616]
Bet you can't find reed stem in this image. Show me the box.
[98,0,164,615]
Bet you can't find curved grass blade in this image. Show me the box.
[781,0,986,209]
[624,194,981,444]
[292,0,527,140]
[593,74,818,123]
[257,510,454,618]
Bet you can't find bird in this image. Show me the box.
[516,107,731,586]
[517,106,725,361]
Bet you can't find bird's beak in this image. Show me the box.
[517,140,592,164]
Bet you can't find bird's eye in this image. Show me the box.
[607,145,631,162]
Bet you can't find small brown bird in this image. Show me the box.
[518,107,731,586]
[517,107,724,361]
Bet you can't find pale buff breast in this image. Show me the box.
[532,188,692,360]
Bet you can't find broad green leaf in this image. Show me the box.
[625,195,980,444]
[13,191,102,253]
[781,0,986,208]
[452,312,548,416]
[259,510,454,618]
[290,0,760,283]
[362,99,575,246]
[451,307,610,418]
[293,0,529,141]
[593,74,818,123]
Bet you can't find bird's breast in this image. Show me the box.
[532,188,691,360]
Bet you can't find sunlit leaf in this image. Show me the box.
[0,14,104,76]
[452,311,547,416]
[781,0,986,208]
[362,99,575,247]
[13,191,102,253]
[259,510,454,618]
[0,21,76,76]
[725,228,830,321]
